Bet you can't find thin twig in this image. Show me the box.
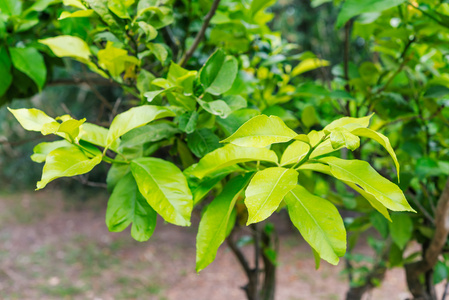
[407,193,435,225]
[179,0,221,67]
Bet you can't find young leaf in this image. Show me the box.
[31,140,71,163]
[285,185,346,265]
[8,107,55,131]
[106,173,157,242]
[200,49,238,95]
[245,167,298,224]
[189,144,278,179]
[323,115,372,132]
[319,157,414,212]
[388,213,413,250]
[106,105,175,148]
[280,141,310,166]
[37,145,102,190]
[131,157,193,226]
[196,173,253,272]
[221,115,297,148]
[351,127,400,179]
[108,0,130,19]
[79,123,120,152]
[9,47,46,90]
[329,127,360,151]
[197,99,232,119]
[291,58,330,77]
[39,35,92,62]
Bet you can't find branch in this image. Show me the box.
[178,0,221,67]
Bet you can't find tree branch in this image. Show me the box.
[178,0,221,67]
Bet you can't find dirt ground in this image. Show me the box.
[0,189,442,300]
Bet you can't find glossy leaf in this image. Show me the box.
[200,49,238,95]
[39,36,92,62]
[280,141,310,166]
[119,123,180,151]
[37,145,102,190]
[245,167,298,224]
[189,144,278,179]
[106,105,175,148]
[9,47,46,90]
[106,173,157,242]
[323,115,372,132]
[79,123,120,152]
[187,128,221,158]
[8,107,55,131]
[197,99,232,119]
[31,140,71,163]
[285,185,346,265]
[319,157,414,212]
[131,157,193,226]
[196,173,253,272]
[352,127,400,178]
[221,115,297,148]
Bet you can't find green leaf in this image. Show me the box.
[39,35,92,63]
[58,9,95,19]
[0,47,12,96]
[222,95,247,112]
[0,0,22,15]
[31,140,71,163]
[119,122,179,151]
[389,213,413,250]
[177,111,198,134]
[197,98,232,119]
[189,144,278,179]
[301,105,319,128]
[200,49,238,95]
[221,115,297,148]
[37,145,102,190]
[106,173,157,242]
[370,211,389,239]
[106,163,130,192]
[147,43,168,63]
[9,47,46,90]
[291,58,330,77]
[131,157,193,226]
[108,0,130,19]
[187,129,221,158]
[285,185,346,265]
[167,62,197,94]
[351,127,400,179]
[245,167,298,224]
[336,0,406,28]
[329,127,360,151]
[106,105,175,148]
[280,141,310,166]
[319,157,414,212]
[196,173,253,272]
[323,115,372,132]
[8,107,55,131]
[299,162,392,220]
[79,123,120,152]
[138,21,157,42]
[433,261,448,284]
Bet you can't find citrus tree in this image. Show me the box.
[3,0,417,299]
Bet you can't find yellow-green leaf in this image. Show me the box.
[39,35,92,63]
[329,127,360,151]
[291,58,330,77]
[196,173,252,272]
[131,157,193,226]
[280,141,310,166]
[352,127,400,179]
[323,115,372,132]
[189,144,279,179]
[221,115,297,148]
[106,105,175,148]
[8,107,55,131]
[319,157,414,212]
[285,185,346,265]
[37,145,102,190]
[245,167,298,225]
